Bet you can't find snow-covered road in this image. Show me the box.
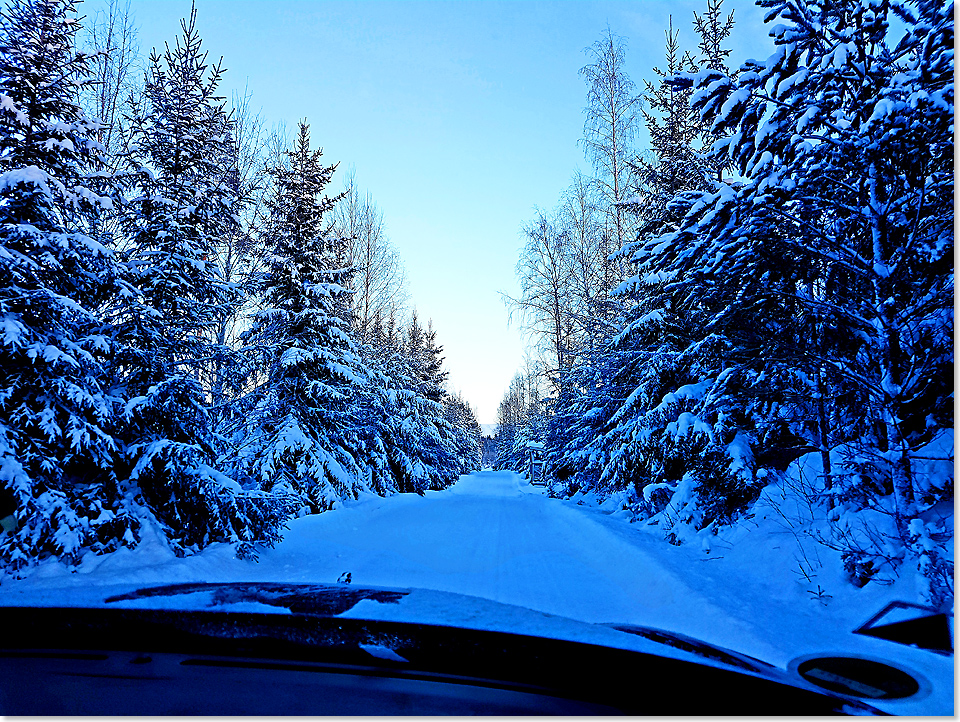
[6,470,952,713]
[10,470,933,655]
[254,469,698,625]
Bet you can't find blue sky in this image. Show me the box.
[98,0,775,424]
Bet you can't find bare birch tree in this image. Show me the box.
[579,26,642,266]
[504,211,576,392]
[557,170,611,359]
[80,0,141,159]
[332,170,409,344]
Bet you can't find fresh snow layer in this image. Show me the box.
[0,470,952,714]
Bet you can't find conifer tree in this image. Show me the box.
[415,318,448,403]
[111,5,285,555]
[445,393,482,475]
[396,314,459,490]
[239,121,373,513]
[547,1,766,539]
[692,0,735,183]
[357,311,470,494]
[633,18,704,222]
[679,0,953,600]
[0,0,127,570]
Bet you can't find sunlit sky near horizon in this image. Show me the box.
[90,0,776,424]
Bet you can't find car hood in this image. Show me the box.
[0,580,946,714]
[0,579,759,665]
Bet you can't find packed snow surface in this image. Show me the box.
[0,471,951,714]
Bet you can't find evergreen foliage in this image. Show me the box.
[538,4,758,538]
[445,392,482,475]
[501,0,953,603]
[238,121,372,513]
[0,0,950,610]
[353,311,478,495]
[0,0,514,577]
[633,18,705,219]
[679,0,954,601]
[109,6,288,557]
[0,0,127,570]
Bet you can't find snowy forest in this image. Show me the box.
[496,0,953,607]
[0,0,482,571]
[0,0,953,616]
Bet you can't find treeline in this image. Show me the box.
[0,0,480,572]
[497,0,952,605]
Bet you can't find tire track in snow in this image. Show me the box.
[379,471,780,662]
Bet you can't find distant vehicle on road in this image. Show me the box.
[526,440,546,485]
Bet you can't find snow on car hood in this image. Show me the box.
[0,579,951,714]
[0,580,771,670]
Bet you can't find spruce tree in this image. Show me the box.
[111,5,286,556]
[239,121,373,512]
[547,1,774,540]
[0,0,127,571]
[681,0,953,600]
[396,314,459,491]
[445,393,482,476]
[412,317,448,403]
[633,18,704,222]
